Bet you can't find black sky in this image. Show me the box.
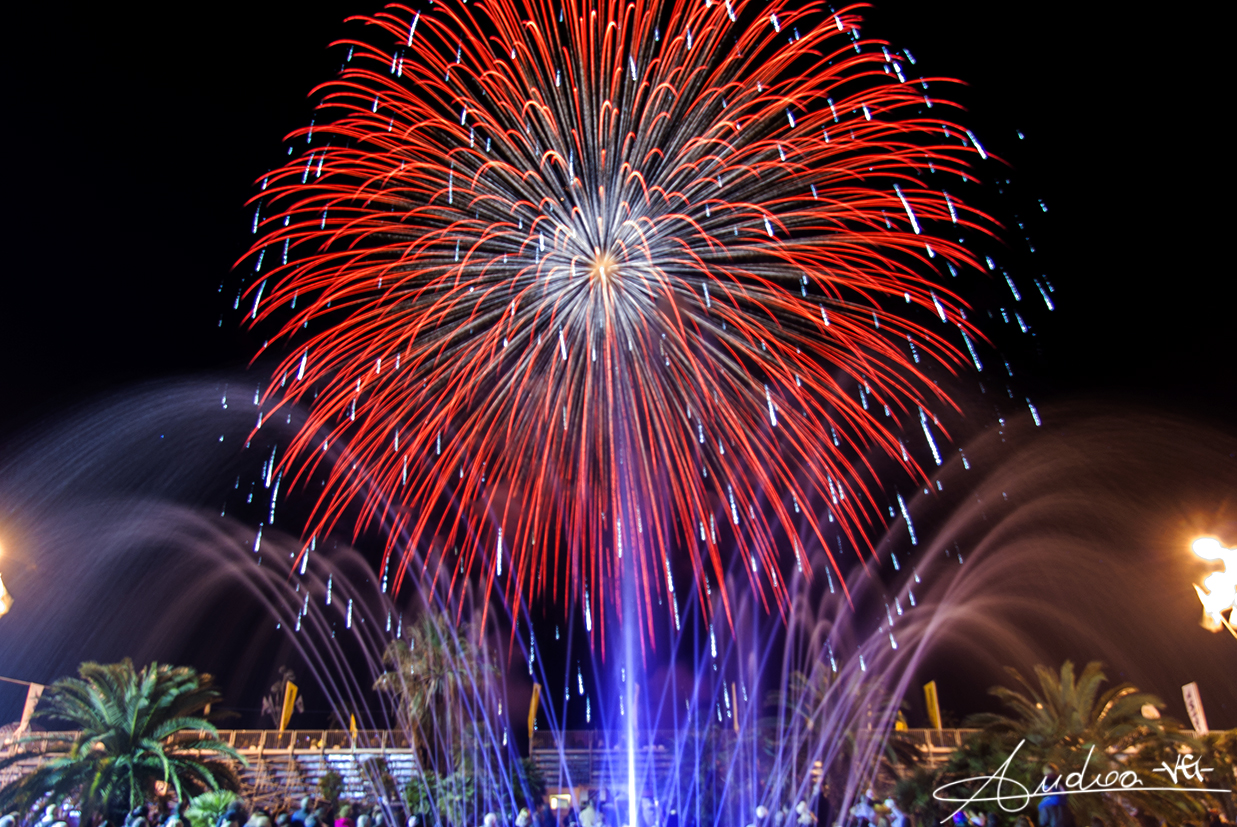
[0,1,1232,725]
[1,1,1229,433]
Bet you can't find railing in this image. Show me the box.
[2,730,416,754]
[4,727,983,756]
[0,731,421,808]
[527,728,986,788]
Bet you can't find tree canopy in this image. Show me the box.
[0,660,243,822]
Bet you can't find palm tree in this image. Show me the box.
[185,790,241,827]
[952,660,1200,825]
[375,611,503,827]
[764,667,919,817]
[372,610,497,767]
[0,660,243,823]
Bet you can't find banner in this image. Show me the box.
[528,683,542,745]
[279,681,298,733]
[16,683,43,738]
[924,681,942,730]
[1182,682,1208,735]
[350,713,358,742]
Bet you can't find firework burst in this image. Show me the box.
[243,0,994,639]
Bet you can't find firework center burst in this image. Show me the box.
[588,249,620,286]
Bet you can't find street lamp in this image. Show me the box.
[1191,537,1236,639]
[0,542,11,617]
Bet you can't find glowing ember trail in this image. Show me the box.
[242,0,996,640]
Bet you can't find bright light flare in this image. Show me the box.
[1192,536,1225,560]
[1191,537,1236,637]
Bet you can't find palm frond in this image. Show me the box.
[0,660,240,819]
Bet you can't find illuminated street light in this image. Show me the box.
[1191,537,1236,639]
[0,542,11,617]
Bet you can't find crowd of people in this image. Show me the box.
[0,786,1228,827]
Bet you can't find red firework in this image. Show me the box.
[242,0,994,639]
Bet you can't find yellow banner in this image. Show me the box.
[279,682,298,733]
[924,681,941,730]
[528,683,542,743]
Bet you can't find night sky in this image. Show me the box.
[0,1,1232,729]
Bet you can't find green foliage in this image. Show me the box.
[504,756,546,812]
[897,661,1210,826]
[962,660,1200,825]
[893,767,945,824]
[433,768,476,826]
[402,754,544,825]
[1199,729,1237,823]
[318,770,344,810]
[0,660,243,823]
[186,789,241,826]
[403,772,434,815]
[401,769,474,826]
[359,756,401,811]
[372,611,498,766]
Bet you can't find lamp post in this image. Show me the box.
[1191,537,1236,639]
[0,542,12,617]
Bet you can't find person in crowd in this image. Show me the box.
[813,783,832,827]
[1036,765,1073,827]
[883,798,907,827]
[849,792,875,827]
[531,803,551,827]
[217,803,244,827]
[334,807,355,827]
[172,802,194,827]
[639,797,659,827]
[291,800,314,827]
